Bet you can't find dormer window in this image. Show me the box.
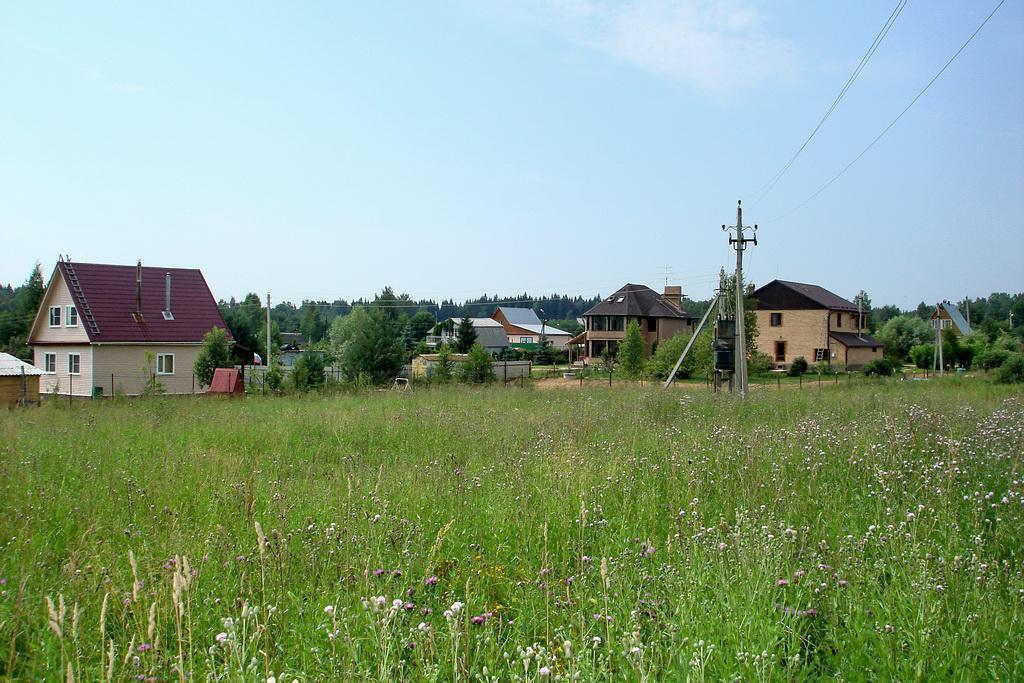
[66,306,78,327]
[48,306,61,327]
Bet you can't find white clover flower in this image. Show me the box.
[450,601,464,615]
[215,632,229,644]
[324,605,335,615]
[538,666,551,677]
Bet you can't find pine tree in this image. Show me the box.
[455,316,477,353]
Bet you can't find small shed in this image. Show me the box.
[0,352,44,407]
[209,368,245,396]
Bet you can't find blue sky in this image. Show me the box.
[2,1,1021,309]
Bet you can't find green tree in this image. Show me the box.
[462,343,494,383]
[193,326,233,387]
[787,356,808,377]
[406,311,436,347]
[995,353,1024,384]
[646,329,713,380]
[878,315,931,360]
[300,305,324,344]
[432,343,455,383]
[618,320,645,378]
[908,343,934,369]
[455,316,477,353]
[330,307,405,384]
[292,351,326,391]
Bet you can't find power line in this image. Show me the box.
[765,0,1007,225]
[752,0,907,206]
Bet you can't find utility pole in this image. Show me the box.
[266,292,272,370]
[723,201,757,397]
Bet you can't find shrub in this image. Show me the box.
[194,327,233,388]
[787,356,808,377]
[749,350,774,375]
[645,330,712,380]
[862,358,896,376]
[975,347,1011,372]
[431,344,455,384]
[994,353,1024,384]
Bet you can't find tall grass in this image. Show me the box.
[0,380,1022,680]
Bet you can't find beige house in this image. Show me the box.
[573,284,696,360]
[29,259,231,397]
[753,280,883,370]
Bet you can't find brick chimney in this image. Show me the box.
[663,285,682,311]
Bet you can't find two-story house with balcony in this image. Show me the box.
[29,259,231,397]
[573,284,696,360]
[753,279,882,370]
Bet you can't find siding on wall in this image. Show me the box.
[34,344,94,396]
[91,345,205,395]
[33,274,91,344]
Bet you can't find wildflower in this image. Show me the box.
[538,666,551,677]
[392,570,403,578]
[776,579,790,587]
[794,570,806,578]
[215,632,228,644]
[838,579,849,588]
[935,584,945,593]
[582,555,593,563]
[449,601,464,615]
[631,646,642,655]
[324,605,335,616]
[717,542,728,551]
[373,569,386,577]
[425,575,439,586]
[471,615,485,625]
[137,643,152,652]
[403,602,415,611]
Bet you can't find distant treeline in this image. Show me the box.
[2,260,1023,360]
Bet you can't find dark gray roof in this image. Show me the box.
[583,284,693,319]
[475,325,509,349]
[934,301,972,335]
[755,280,858,312]
[829,332,883,348]
[495,307,541,326]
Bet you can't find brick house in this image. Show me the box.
[29,259,231,397]
[753,279,882,369]
[573,284,696,360]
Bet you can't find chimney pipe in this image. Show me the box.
[165,273,171,315]
[136,260,142,317]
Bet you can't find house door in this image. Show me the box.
[774,341,786,362]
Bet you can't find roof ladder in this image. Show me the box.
[63,261,101,336]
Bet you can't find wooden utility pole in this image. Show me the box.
[266,292,272,371]
[724,201,757,397]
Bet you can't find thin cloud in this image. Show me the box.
[491,0,799,92]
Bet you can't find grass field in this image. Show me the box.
[1,380,1022,680]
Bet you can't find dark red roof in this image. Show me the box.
[47,261,231,344]
[209,368,245,395]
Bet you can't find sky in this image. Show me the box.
[1,1,1022,310]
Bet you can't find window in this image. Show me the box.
[609,316,625,332]
[66,306,78,327]
[932,318,952,330]
[647,317,658,332]
[814,348,829,362]
[836,313,843,328]
[770,312,782,327]
[774,341,786,362]
[44,353,56,373]
[48,306,61,327]
[68,353,80,375]
[157,353,175,375]
[520,337,530,344]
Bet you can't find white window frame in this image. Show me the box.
[520,337,530,344]
[157,353,175,375]
[67,353,81,376]
[48,306,61,327]
[66,305,78,327]
[44,352,56,374]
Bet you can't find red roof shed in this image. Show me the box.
[209,368,244,396]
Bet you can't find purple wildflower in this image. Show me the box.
[776,579,790,587]
[425,575,438,586]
